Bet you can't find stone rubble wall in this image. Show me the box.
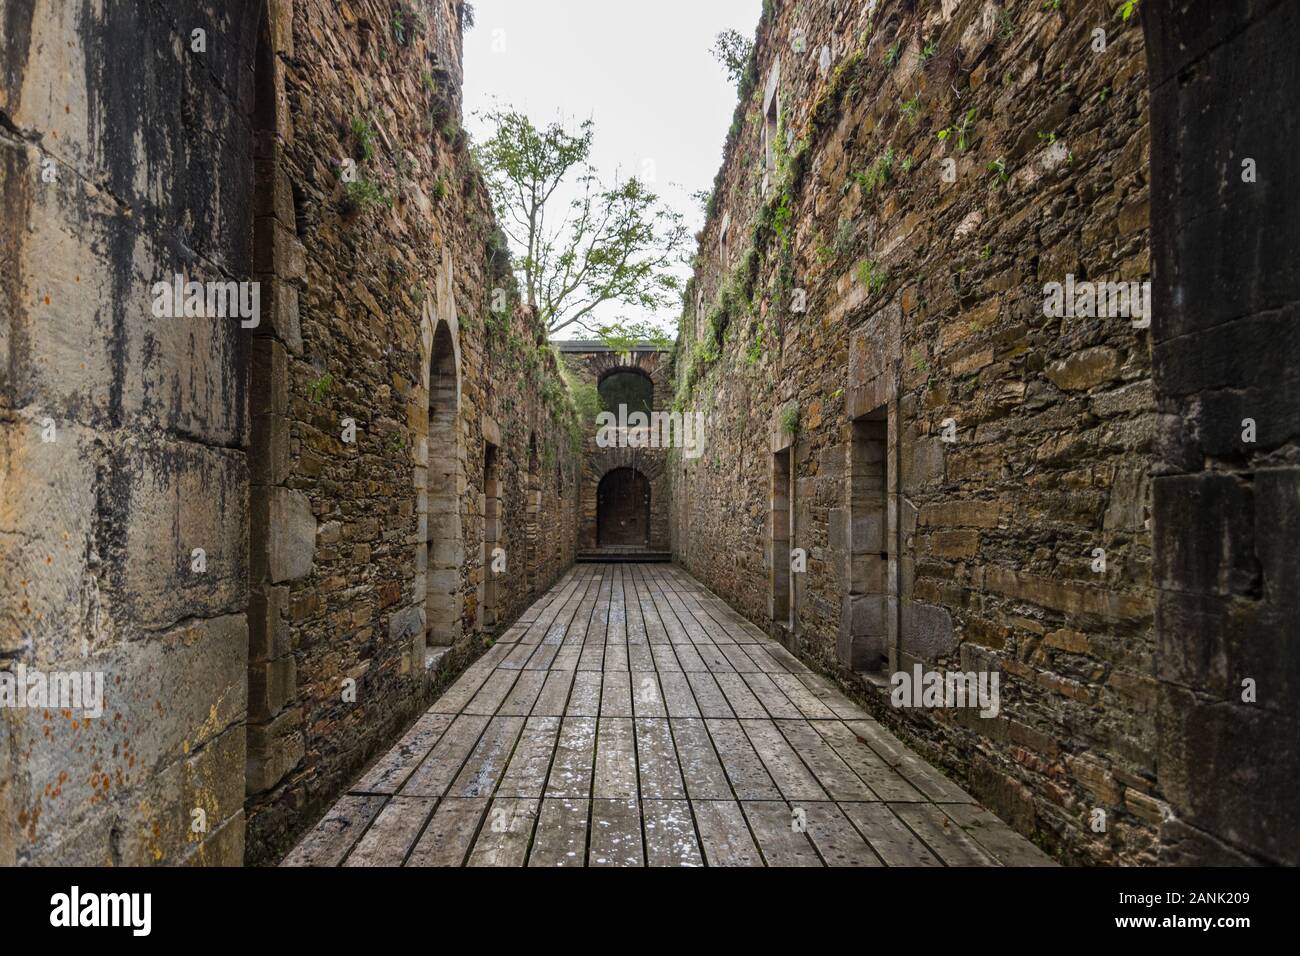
[0,0,581,865]
[561,348,673,552]
[672,0,1156,864]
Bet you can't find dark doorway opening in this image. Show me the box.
[598,369,654,417]
[597,468,650,547]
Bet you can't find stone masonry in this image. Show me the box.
[670,0,1296,866]
[1,0,580,865]
[0,0,1295,868]
[557,343,674,555]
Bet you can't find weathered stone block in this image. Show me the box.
[901,601,956,660]
[253,486,315,584]
[249,585,291,662]
[105,437,249,631]
[248,655,297,722]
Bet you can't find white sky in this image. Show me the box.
[462,0,764,339]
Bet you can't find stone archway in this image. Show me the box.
[424,313,462,661]
[597,367,654,417]
[597,467,650,547]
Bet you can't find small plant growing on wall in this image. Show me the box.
[341,176,391,215]
[391,2,425,48]
[351,116,377,162]
[901,92,922,123]
[856,147,896,194]
[780,402,800,436]
[998,10,1016,40]
[938,108,978,152]
[308,372,334,403]
[857,258,887,294]
[745,323,766,366]
[987,157,1010,186]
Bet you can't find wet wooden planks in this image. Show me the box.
[285,563,1055,868]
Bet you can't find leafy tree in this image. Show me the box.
[711,29,754,88]
[474,107,687,338]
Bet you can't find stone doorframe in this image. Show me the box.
[247,0,312,802]
[479,415,503,633]
[413,251,464,667]
[842,301,902,675]
[769,415,795,634]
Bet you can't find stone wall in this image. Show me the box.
[1,0,582,865]
[1,0,263,865]
[234,0,583,863]
[559,345,673,553]
[1145,0,1300,866]
[672,0,1158,864]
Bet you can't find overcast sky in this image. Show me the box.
[462,0,764,339]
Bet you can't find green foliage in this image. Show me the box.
[711,29,755,88]
[693,336,720,366]
[475,106,687,337]
[351,116,377,162]
[780,402,800,436]
[937,108,978,152]
[1117,0,1139,19]
[391,2,425,47]
[570,382,601,425]
[855,147,896,194]
[917,43,938,68]
[817,218,856,264]
[342,176,391,213]
[772,190,793,251]
[744,323,767,366]
[432,175,448,202]
[884,43,901,68]
[901,92,922,123]
[857,259,887,293]
[987,157,1010,186]
[308,372,334,403]
[592,320,673,353]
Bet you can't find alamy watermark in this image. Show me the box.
[1042,273,1150,328]
[596,404,706,459]
[0,664,105,718]
[890,664,1000,718]
[50,886,150,936]
[151,274,261,328]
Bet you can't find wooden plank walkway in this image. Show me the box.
[284,563,1055,868]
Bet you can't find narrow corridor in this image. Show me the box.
[285,564,1053,867]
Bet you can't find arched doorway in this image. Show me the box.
[598,368,654,417]
[425,318,461,655]
[597,468,650,547]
